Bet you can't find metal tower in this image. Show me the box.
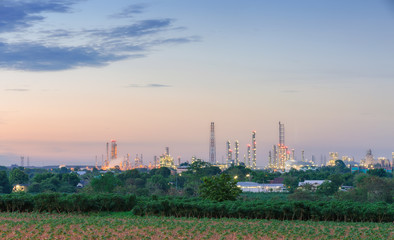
[209,122,216,164]
[272,145,277,168]
[278,122,287,170]
[247,144,251,168]
[252,131,256,169]
[135,154,141,167]
[111,140,117,160]
[234,140,239,166]
[226,140,232,167]
[105,142,109,169]
[279,122,285,146]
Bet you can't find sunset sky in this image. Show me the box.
[1,0,394,166]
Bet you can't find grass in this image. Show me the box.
[0,212,392,239]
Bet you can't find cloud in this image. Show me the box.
[127,84,172,88]
[151,36,201,45]
[0,42,127,71]
[110,4,147,18]
[5,88,30,92]
[0,1,197,71]
[0,0,77,32]
[96,19,173,38]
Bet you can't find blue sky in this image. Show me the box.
[1,0,394,166]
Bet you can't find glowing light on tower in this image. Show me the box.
[226,140,232,167]
[278,122,288,170]
[235,140,239,166]
[252,131,256,169]
[247,144,251,168]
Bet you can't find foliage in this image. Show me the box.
[0,193,391,222]
[28,172,80,194]
[199,174,242,201]
[336,175,394,203]
[186,160,221,177]
[147,175,170,194]
[222,165,252,181]
[0,193,137,213]
[367,168,389,177]
[0,171,11,194]
[0,212,392,239]
[283,176,299,193]
[150,167,171,178]
[132,196,393,222]
[251,170,280,183]
[90,172,120,193]
[9,168,29,185]
[316,181,339,196]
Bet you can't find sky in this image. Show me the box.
[1,0,394,166]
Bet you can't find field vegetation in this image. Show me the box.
[0,212,392,239]
[0,193,392,222]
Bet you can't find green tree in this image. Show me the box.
[0,171,11,193]
[334,160,348,173]
[283,176,299,193]
[199,174,242,201]
[59,167,70,174]
[186,159,221,177]
[150,167,171,178]
[316,180,338,196]
[90,172,120,193]
[251,170,280,183]
[223,166,251,181]
[9,168,29,185]
[61,173,80,186]
[118,169,141,181]
[367,168,388,177]
[147,175,170,193]
[356,175,393,203]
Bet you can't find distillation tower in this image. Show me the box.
[226,140,232,167]
[111,140,117,160]
[278,122,289,170]
[247,144,251,168]
[209,122,216,164]
[252,131,257,169]
[234,140,239,166]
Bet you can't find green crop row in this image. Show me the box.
[0,193,136,213]
[0,193,392,222]
[133,197,393,222]
[0,212,392,239]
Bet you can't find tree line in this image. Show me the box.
[0,193,391,222]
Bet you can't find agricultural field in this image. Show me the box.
[0,212,392,239]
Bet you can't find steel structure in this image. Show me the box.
[111,140,117,160]
[252,131,256,169]
[278,122,288,170]
[234,140,239,166]
[247,144,251,168]
[209,122,216,164]
[226,140,232,167]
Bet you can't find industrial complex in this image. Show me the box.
[77,121,393,174]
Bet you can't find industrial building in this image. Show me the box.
[237,182,286,193]
[159,147,176,169]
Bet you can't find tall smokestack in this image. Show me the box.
[252,131,256,169]
[209,122,216,164]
